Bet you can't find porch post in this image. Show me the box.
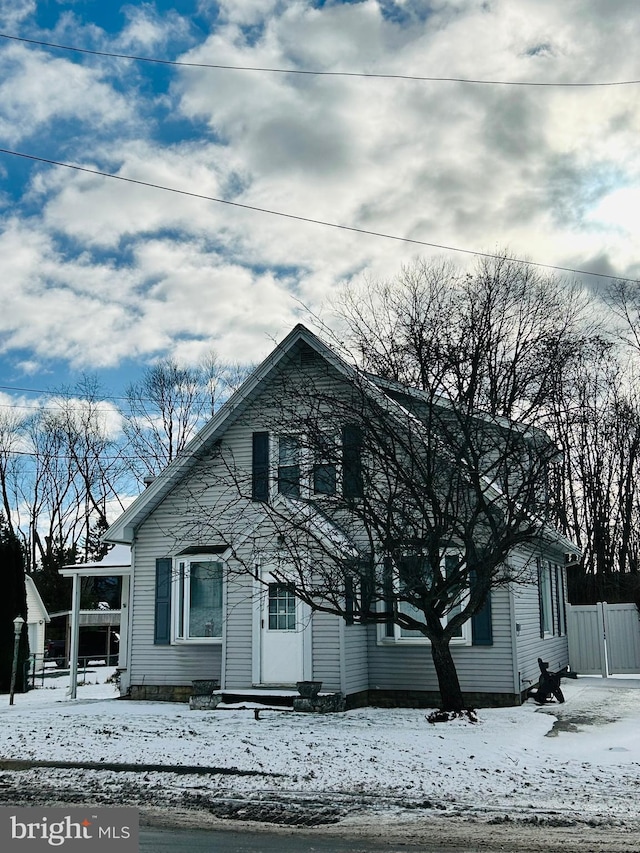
[117,574,131,690]
[67,573,81,699]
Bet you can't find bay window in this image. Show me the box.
[175,557,223,642]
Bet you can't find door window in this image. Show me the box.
[268,583,296,630]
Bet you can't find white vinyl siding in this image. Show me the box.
[368,586,515,695]
[343,623,369,694]
[311,610,342,692]
[512,548,570,693]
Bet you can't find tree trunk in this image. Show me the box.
[430,635,466,712]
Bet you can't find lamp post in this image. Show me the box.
[9,616,25,706]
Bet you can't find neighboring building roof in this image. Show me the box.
[25,574,50,624]
[60,543,131,578]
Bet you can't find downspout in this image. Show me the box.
[508,584,522,703]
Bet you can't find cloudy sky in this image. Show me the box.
[1,0,639,405]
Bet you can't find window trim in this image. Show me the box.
[538,559,554,638]
[273,431,349,501]
[173,554,224,644]
[277,434,302,498]
[538,558,567,638]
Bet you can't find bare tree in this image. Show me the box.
[333,255,590,423]
[549,336,640,594]
[123,353,253,478]
[0,409,26,538]
[164,331,563,712]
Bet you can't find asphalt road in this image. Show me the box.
[140,826,478,852]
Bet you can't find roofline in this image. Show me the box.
[25,574,51,622]
[367,373,554,445]
[104,322,570,549]
[59,565,131,577]
[105,324,356,544]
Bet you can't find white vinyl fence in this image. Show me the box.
[567,602,640,676]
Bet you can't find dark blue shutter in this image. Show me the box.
[470,570,493,646]
[154,557,172,645]
[344,576,355,625]
[342,424,363,499]
[252,431,270,501]
[383,556,395,637]
[472,594,493,645]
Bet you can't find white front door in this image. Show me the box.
[259,572,306,685]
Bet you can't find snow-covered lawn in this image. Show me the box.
[1,667,639,831]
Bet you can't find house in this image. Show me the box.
[25,575,50,664]
[58,544,131,698]
[105,324,578,708]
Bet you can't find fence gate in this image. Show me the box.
[567,602,640,676]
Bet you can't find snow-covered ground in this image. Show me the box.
[1,666,639,848]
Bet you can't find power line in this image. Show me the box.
[0,384,234,407]
[0,384,129,401]
[6,448,150,461]
[0,147,634,284]
[1,32,639,87]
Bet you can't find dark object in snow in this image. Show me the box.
[426,709,479,724]
[527,658,578,705]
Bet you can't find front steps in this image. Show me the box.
[189,687,345,713]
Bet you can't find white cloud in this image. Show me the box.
[2,0,640,381]
[0,0,35,29]
[0,44,136,145]
[215,0,282,27]
[117,3,193,51]
[587,187,640,235]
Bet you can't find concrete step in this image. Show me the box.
[189,686,346,713]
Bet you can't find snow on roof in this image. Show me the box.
[60,543,131,576]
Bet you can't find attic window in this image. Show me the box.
[298,342,318,366]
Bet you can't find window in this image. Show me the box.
[538,559,554,636]
[175,558,223,641]
[384,553,471,644]
[538,559,567,638]
[555,565,567,636]
[313,433,337,496]
[255,427,362,501]
[278,436,301,497]
[268,583,296,630]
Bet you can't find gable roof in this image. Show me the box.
[105,323,577,555]
[105,324,352,544]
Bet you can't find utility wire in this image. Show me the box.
[0,384,130,401]
[0,147,634,284]
[6,448,155,461]
[1,32,639,87]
